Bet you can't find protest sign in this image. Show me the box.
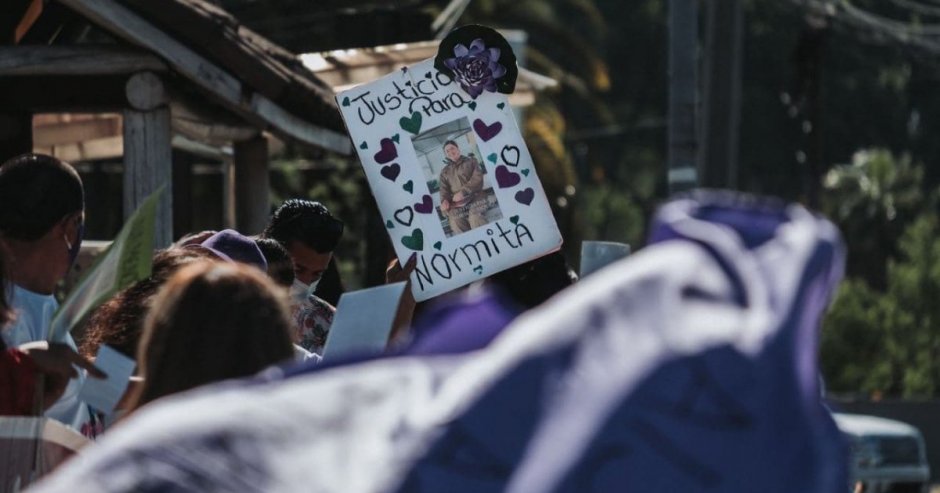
[580,241,631,277]
[321,282,407,361]
[77,345,136,415]
[47,187,162,342]
[337,47,562,301]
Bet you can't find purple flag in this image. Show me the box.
[31,192,848,493]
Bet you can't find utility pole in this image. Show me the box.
[700,0,743,189]
[668,0,699,193]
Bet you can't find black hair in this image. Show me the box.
[0,153,84,241]
[262,199,343,254]
[489,251,578,309]
[443,140,459,150]
[254,237,295,288]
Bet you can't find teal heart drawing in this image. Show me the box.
[391,133,400,143]
[399,112,423,135]
[473,265,483,275]
[386,220,394,229]
[521,169,530,176]
[469,101,477,111]
[403,180,414,193]
[487,153,497,164]
[510,215,519,224]
[497,102,506,110]
[359,141,368,150]
[342,96,350,107]
[401,228,424,251]
[433,241,442,251]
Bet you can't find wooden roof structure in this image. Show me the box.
[0,0,354,245]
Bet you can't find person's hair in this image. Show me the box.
[489,251,578,309]
[261,199,343,254]
[126,261,294,411]
[79,248,216,358]
[443,140,459,151]
[0,153,84,241]
[254,237,294,288]
[0,242,11,333]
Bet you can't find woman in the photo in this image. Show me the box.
[438,139,486,234]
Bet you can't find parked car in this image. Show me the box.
[833,413,930,493]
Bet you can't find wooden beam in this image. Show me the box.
[124,106,172,248]
[125,71,168,111]
[33,114,122,147]
[34,135,123,162]
[233,135,270,235]
[58,0,352,155]
[0,76,131,112]
[0,45,166,76]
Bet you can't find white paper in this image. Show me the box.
[336,59,563,301]
[77,345,136,415]
[322,282,407,361]
[580,241,631,277]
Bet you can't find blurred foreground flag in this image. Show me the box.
[31,192,848,493]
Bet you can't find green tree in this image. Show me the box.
[820,149,929,288]
[822,213,940,397]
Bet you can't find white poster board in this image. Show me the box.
[580,241,631,277]
[321,282,407,361]
[337,59,562,301]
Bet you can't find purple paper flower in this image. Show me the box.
[444,38,508,99]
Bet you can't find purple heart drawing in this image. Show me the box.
[515,188,534,206]
[380,163,400,182]
[414,194,433,214]
[495,165,520,189]
[373,138,397,164]
[473,118,503,142]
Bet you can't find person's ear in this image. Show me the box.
[60,211,83,239]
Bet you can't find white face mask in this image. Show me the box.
[290,278,319,304]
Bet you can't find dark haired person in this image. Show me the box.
[439,139,486,234]
[0,153,92,428]
[254,237,295,288]
[80,248,216,359]
[262,199,343,354]
[1,245,104,415]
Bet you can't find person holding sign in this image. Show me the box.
[0,153,92,429]
[439,140,487,235]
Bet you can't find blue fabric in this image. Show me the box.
[30,192,849,493]
[2,284,90,431]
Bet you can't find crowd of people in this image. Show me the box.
[0,152,576,437]
[0,152,849,492]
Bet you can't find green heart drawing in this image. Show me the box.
[399,112,423,134]
[510,215,519,224]
[342,96,350,107]
[487,153,497,164]
[468,102,477,111]
[473,265,483,275]
[401,228,424,251]
[391,133,400,143]
[403,180,414,193]
[386,220,394,229]
[497,102,506,110]
[359,141,368,150]
[521,169,530,176]
[433,241,442,250]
